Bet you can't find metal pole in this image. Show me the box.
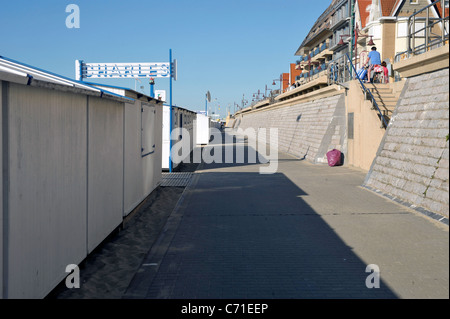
[412,10,416,55]
[425,6,430,51]
[349,0,355,78]
[279,74,281,93]
[149,79,155,98]
[355,27,358,70]
[442,0,446,43]
[169,49,173,173]
[407,15,412,55]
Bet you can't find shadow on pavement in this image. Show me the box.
[136,172,398,298]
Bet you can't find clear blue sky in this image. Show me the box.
[0,0,330,118]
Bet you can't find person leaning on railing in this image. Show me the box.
[365,46,381,83]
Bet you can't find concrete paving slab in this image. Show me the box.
[124,131,448,299]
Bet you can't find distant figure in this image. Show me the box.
[365,46,381,83]
[381,61,389,83]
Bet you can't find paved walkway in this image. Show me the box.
[123,131,449,299]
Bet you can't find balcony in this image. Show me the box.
[331,3,350,31]
[291,60,330,89]
[298,55,310,67]
[310,42,333,63]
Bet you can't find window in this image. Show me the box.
[409,0,418,4]
[397,22,408,37]
[372,25,381,39]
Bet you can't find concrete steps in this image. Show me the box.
[364,84,400,125]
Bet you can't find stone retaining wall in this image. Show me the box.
[235,93,346,164]
[364,68,449,218]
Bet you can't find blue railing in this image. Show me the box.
[345,53,388,128]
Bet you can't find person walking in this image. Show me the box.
[365,46,381,83]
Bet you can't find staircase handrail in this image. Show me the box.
[345,53,388,128]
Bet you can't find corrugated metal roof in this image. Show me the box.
[84,81,162,104]
[0,55,133,102]
[162,103,197,114]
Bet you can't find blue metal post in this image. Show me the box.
[150,79,155,98]
[205,95,208,115]
[169,49,173,172]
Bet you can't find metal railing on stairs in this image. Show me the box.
[327,54,389,128]
[345,53,389,129]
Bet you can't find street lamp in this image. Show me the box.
[149,77,155,98]
[264,84,272,99]
[252,89,264,102]
[272,74,287,93]
[241,94,248,109]
[338,24,375,67]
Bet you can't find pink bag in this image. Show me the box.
[326,149,342,167]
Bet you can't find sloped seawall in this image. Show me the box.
[234,93,346,164]
[364,68,449,219]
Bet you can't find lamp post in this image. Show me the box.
[264,84,272,99]
[252,89,264,102]
[234,102,240,113]
[338,25,375,70]
[272,74,287,93]
[241,94,248,109]
[149,77,155,98]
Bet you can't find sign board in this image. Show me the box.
[155,90,166,101]
[75,60,177,81]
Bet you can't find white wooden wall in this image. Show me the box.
[0,81,162,298]
[7,84,88,298]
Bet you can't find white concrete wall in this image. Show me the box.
[87,97,124,253]
[7,84,88,298]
